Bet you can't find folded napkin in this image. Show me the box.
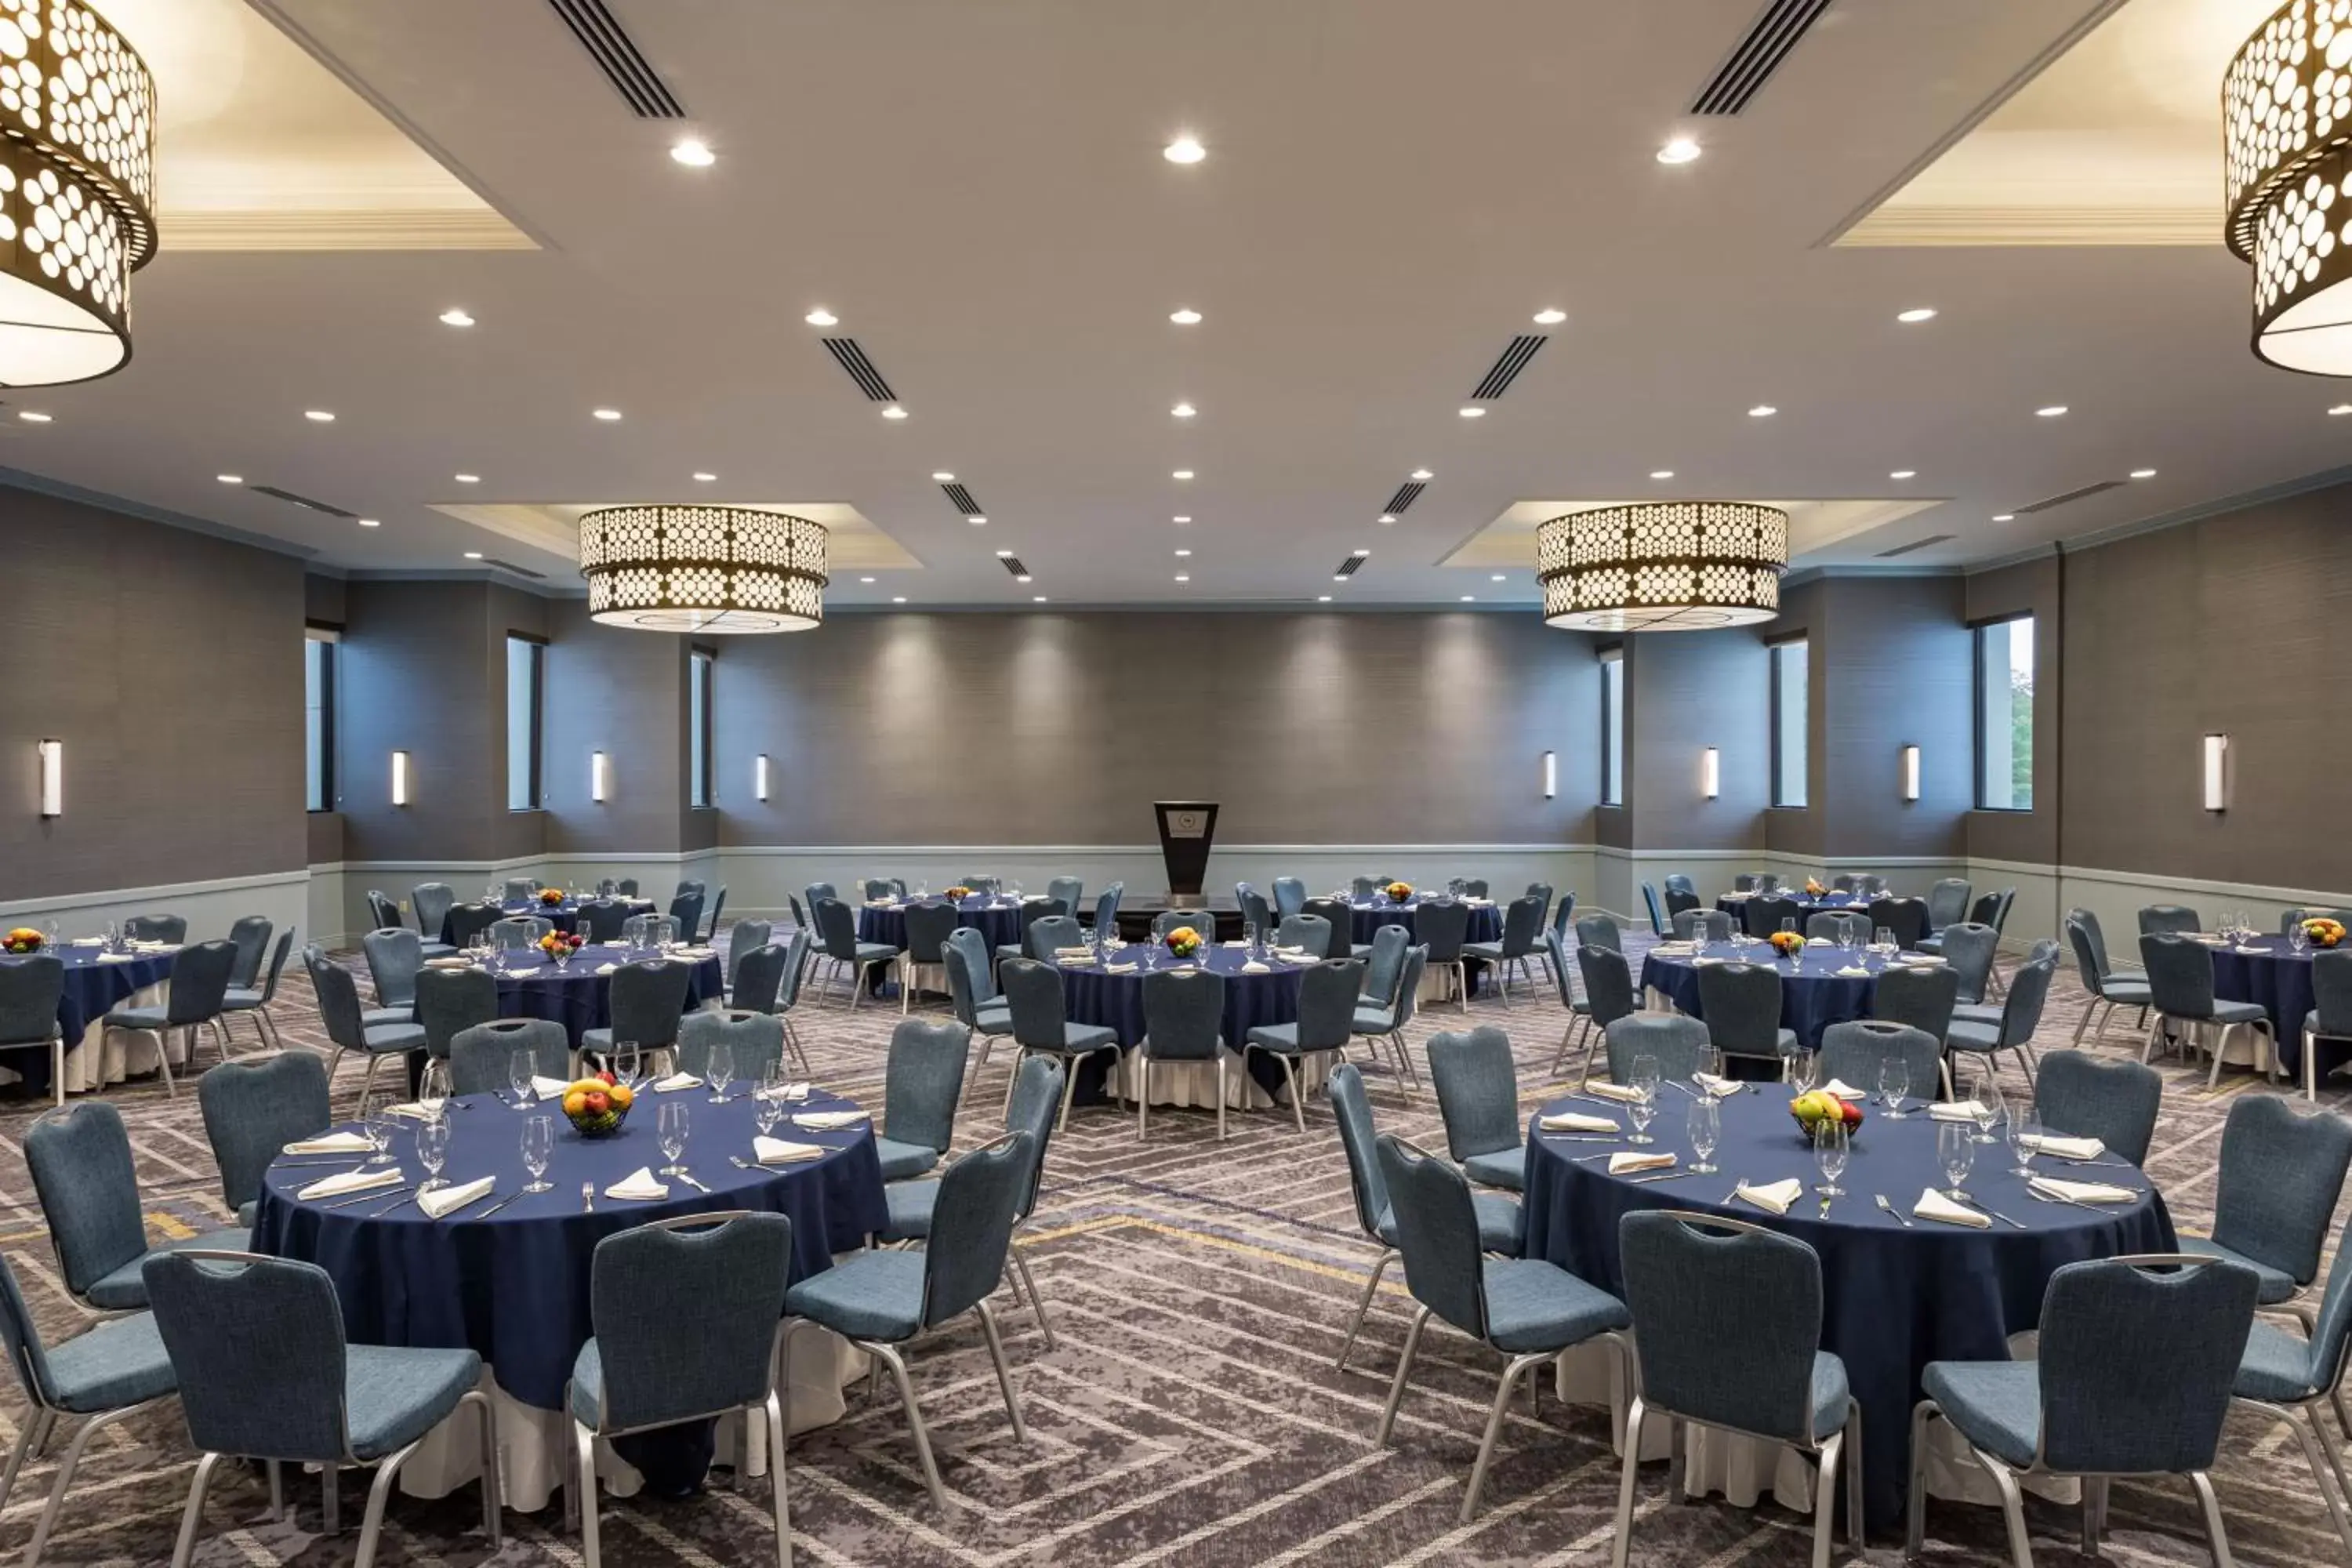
[1835,965,1872,978]
[1609,1151,1676,1175]
[794,1109,869,1130]
[753,1136,826,1164]
[1540,1111,1618,1133]
[1465,898,1494,907]
[1104,962,1138,974]
[1695,1072,1741,1098]
[129,941,178,953]
[2031,1176,2137,1204]
[596,963,619,975]
[675,947,716,959]
[605,1167,670,1201]
[1721,891,1754,900]
[1915,1188,1991,1228]
[2236,946,2270,956]
[1274,946,1316,960]
[531,1075,572,1100]
[1734,1178,1804,1215]
[1820,1079,1867,1102]
[68,936,103,946]
[381,1102,437,1121]
[652,1073,703,1093]
[1239,960,1270,974]
[1927,1100,1990,1122]
[2193,934,2230,945]
[2020,1132,2104,1160]
[285,1131,371,1156]
[1896,955,1947,967]
[423,956,474,970]
[1650,942,1696,955]
[1691,956,1728,967]
[776,1081,812,1101]
[1583,1081,1644,1103]
[298,1167,405,1202]
[1053,946,1098,959]
[96,952,138,964]
[419,1176,495,1218]
[864,899,897,909]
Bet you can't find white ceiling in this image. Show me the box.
[3,0,2345,610]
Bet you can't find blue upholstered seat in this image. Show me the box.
[34,1308,176,1413]
[874,1018,969,1179]
[1921,1359,2041,1467]
[1478,1257,1632,1352]
[26,1101,248,1312]
[2179,1237,2299,1302]
[86,1229,252,1311]
[1461,1146,1527,1192]
[2234,1319,2328,1403]
[343,1344,482,1459]
[1428,1025,1525,1191]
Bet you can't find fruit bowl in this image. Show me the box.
[1789,1091,1863,1143]
[559,1074,636,1138]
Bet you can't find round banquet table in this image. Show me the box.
[2209,934,2341,1080]
[1058,945,1308,1107]
[1521,1083,2175,1530]
[443,898,655,943]
[252,1087,890,1510]
[1715,891,1875,923]
[0,943,181,1098]
[474,945,727,1047]
[1640,940,1943,1051]
[856,895,1026,953]
[1344,896,1503,948]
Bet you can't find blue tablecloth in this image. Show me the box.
[1345,898,1503,948]
[11,946,177,1097]
[1058,946,1306,1103]
[1642,942,1929,1049]
[857,897,1026,953]
[1522,1084,2174,1529]
[1715,892,1874,921]
[252,1087,890,1414]
[443,899,655,944]
[483,945,727,1047]
[2212,935,2341,1080]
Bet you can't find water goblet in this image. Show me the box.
[1632,1052,1661,1104]
[1687,1094,1720,1174]
[362,1104,396,1165]
[1813,1119,1849,1197]
[1785,1047,1819,1094]
[417,1116,450,1194]
[42,919,60,953]
[658,1100,691,1177]
[521,1114,555,1193]
[2291,924,2310,955]
[754,1085,783,1138]
[1937,1120,1976,1201]
[1627,1085,1657,1146]
[2008,1102,2042,1178]
[1877,1055,1911,1117]
[1696,1043,1724,1094]
[610,1042,644,1094]
[508,1049,537,1109]
[708,1043,735,1104]
[418,1058,452,1121]
[1969,1071,2004,1145]
[915,880,928,900]
[1780,916,1798,936]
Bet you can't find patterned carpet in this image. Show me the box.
[0,931,2343,1567]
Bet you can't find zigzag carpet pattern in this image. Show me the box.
[0,934,2341,1566]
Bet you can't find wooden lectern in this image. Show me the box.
[1154,801,1218,898]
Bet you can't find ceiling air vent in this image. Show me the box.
[1690,0,1835,115]
[477,557,546,579]
[546,0,686,118]
[996,555,1029,579]
[1873,534,1953,559]
[1382,481,1427,515]
[249,485,356,519]
[941,482,982,517]
[1333,553,1369,579]
[2015,480,2124,515]
[821,338,897,402]
[1469,335,1548,400]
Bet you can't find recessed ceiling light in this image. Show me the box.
[463,551,483,560]
[1992,513,2016,522]
[304,410,335,423]
[859,575,875,583]
[931,471,954,481]
[1649,469,1674,480]
[2129,468,2157,479]
[967,515,987,525]
[1163,136,1205,165]
[1534,308,1566,325]
[1172,470,1193,480]
[692,472,717,482]
[1173,515,1191,523]
[439,308,474,328]
[1317,594,1333,602]
[1350,548,1370,557]
[1174,548,1192,557]
[1034,595,1048,603]
[1334,574,1347,582]
[881,405,909,420]
[1458,406,1486,419]
[1377,514,1396,524]
[670,137,715,166]
[804,307,838,327]
[592,408,622,422]
[16,410,49,422]
[1410,468,1433,481]
[454,474,480,484]
[1170,307,1202,325]
[1490,573,1506,582]
[1174,573,1189,582]
[2035,405,2067,418]
[2332,404,2352,416]
[1896,307,1938,324]
[1748,405,1777,418]
[1171,402,1196,419]
[358,517,379,528]
[1889,470,1916,480]
[995,550,1014,558]
[892,596,906,604]
[216,474,242,484]
[1460,594,1476,602]
[1657,136,1701,165]
[1014,575,1033,583]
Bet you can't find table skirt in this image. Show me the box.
[1102,1044,1334,1111]
[0,978,187,1096]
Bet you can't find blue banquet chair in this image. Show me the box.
[1463,893,1547,1004]
[575,899,629,944]
[0,955,65,1107]
[1276,913,1331,954]
[1923,877,1973,935]
[1696,960,1797,1071]
[1639,881,1668,938]
[2064,913,2151,1046]
[2033,1049,2162,1167]
[2139,902,2203,936]
[1944,949,2055,1091]
[1605,1013,1710,1083]
[308,950,426,1108]
[1136,967,1231,1140]
[409,883,456,953]
[785,1132,1033,1512]
[1613,1210,1859,1568]
[450,1018,572,1097]
[1414,898,1473,1011]
[491,915,554,950]
[2308,949,2352,1102]
[1243,957,1363,1134]
[946,927,1014,1096]
[1046,876,1084,916]
[565,1212,795,1567]
[1574,912,1622,954]
[1270,877,1306,920]
[1301,898,1353,960]
[197,1050,331,1225]
[999,957,1120,1131]
[1907,1254,2257,1568]
[1817,1019,1944,1104]
[504,877,539,903]
[1676,908,1737,942]
[124,913,187,944]
[1426,1025,1526,1192]
[1356,922,1410,1007]
[811,898,895,1009]
[223,915,273,990]
[1024,913,1083,960]
[580,957,693,1061]
[24,1100,249,1312]
[1092,883,1125,938]
[147,1250,501,1568]
[1744,895,1802,940]
[1804,909,1871,944]
[874,1018,970,1178]
[2230,1213,2352,1559]
[1565,942,1639,1085]
[898,902,960,1014]
[1351,944,1428,1092]
[998,898,1066,970]
[1236,882,1272,938]
[414,964,499,1060]
[677,1009,786,1086]
[1871,962,1958,1044]
[220,929,297,1051]
[2178,1093,2352,1308]
[723,922,774,1001]
[361,927,424,1020]
[1374,1135,1630,1521]
[102,936,239,1089]
[2141,931,2275,1087]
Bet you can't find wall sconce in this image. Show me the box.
[1900,744,1921,802]
[2203,734,2230,811]
[756,753,771,801]
[37,739,61,817]
[390,750,410,808]
[590,750,609,804]
[1700,746,1720,800]
[1541,750,1555,800]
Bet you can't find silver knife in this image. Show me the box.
[1954,1191,2027,1229]
[1628,1170,1696,1185]
[320,1184,412,1210]
[366,1191,419,1218]
[677,1170,713,1194]
[469,1189,523,1221]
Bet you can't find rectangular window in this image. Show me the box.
[1974,615,2034,811]
[1770,637,1809,808]
[304,628,336,812]
[505,634,543,811]
[689,647,714,808]
[1599,648,1624,807]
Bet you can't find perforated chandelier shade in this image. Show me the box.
[579,506,829,633]
[0,1,155,387]
[2226,0,2352,374]
[1537,503,1788,632]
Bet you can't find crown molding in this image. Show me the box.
[0,466,319,561]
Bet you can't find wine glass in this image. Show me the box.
[915,880,929,900]
[1937,1120,1977,1201]
[1628,1083,1657,1146]
[362,1103,396,1165]
[2008,1101,2042,1178]
[1969,1070,2004,1145]
[1628,1054,1661,1145]
[1786,1047,1819,1094]
[708,1043,735,1104]
[42,919,60,953]
[418,1058,452,1121]
[2291,923,2311,956]
[1878,1055,1911,1117]
[1780,916,1798,936]
[417,1116,450,1194]
[1874,926,1896,954]
[520,1114,554,1193]
[508,1049,536,1110]
[1687,1094,1720,1174]
[754,1083,784,1138]
[658,1100,691,1177]
[611,1042,644,1094]
[1813,1119,1849,1197]
[1696,1042,1723,1094]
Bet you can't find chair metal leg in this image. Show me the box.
[573,1417,599,1563]
[1216,1054,1229,1140]
[267,1458,284,1522]
[1055,1054,1081,1133]
[1576,1018,1604,1091]
[1336,1248,1393,1370]
[0,1409,52,1516]
[1610,1394,1646,1568]
[169,1450,223,1568]
[354,1437,425,1568]
[27,1404,145,1566]
[2190,1468,2237,1568]
[1905,1399,1936,1563]
[1135,1054,1149,1141]
[1980,1451,2034,1568]
[764,1391,793,1568]
[866,1340,949,1511]
[1374,1305,1431,1445]
[154,1026,177,1098]
[322,1461,339,1534]
[2082,1475,2109,1556]
[1551,1018,1578,1076]
[1844,1405,1865,1550]
[1809,1429,1843,1568]
[974,1301,1027,1443]
[1008,1243,1057,1350]
[1279,1054,1305,1134]
[466,1389,502,1547]
[1463,1352,1546,1522]
[2275,1400,2352,1560]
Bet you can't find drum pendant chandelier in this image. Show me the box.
[1537,502,1788,632]
[0,1,156,387]
[578,505,829,633]
[2225,0,2352,374]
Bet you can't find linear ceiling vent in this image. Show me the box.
[2016,480,2123,516]
[546,0,685,117]
[821,337,897,402]
[1333,552,1369,578]
[1469,335,1547,400]
[249,485,356,519]
[1690,0,1835,115]
[1382,481,1427,515]
[941,482,982,516]
[996,555,1029,578]
[1873,534,1953,559]
[478,557,547,579]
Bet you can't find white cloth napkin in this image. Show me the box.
[1061,955,1100,967]
[753,1136,826,1164]
[68,936,103,946]
[1650,942,1696,954]
[775,1081,811,1101]
[1104,962,1138,974]
[1835,965,1872,978]
[419,1176,495,1218]
[1692,956,1728,967]
[531,1075,572,1100]
[129,941,178,953]
[1053,946,1098,959]
[865,899,897,909]
[1274,946,1316,960]
[2031,1176,2137,1204]
[285,1131,372,1156]
[2021,1133,2104,1160]
[2235,946,2270,956]
[1609,1151,1676,1175]
[1735,1178,1804,1215]
[596,963,619,975]
[96,952,138,964]
[299,1167,405,1202]
[1239,960,1270,974]
[1820,1079,1867,1102]
[1915,1188,1992,1228]
[605,1167,670,1200]
[1695,1072,1741,1098]
[381,1102,437,1121]
[423,957,473,970]
[1541,1111,1618,1133]
[676,947,716,959]
[1896,955,1947,967]
[1221,939,1248,948]
[652,1073,702,1093]
[794,1109,869,1130]
[1928,1100,1990,1122]
[1584,1082,1644,1103]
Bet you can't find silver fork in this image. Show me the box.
[581,1181,594,1214]
[1875,1193,1913,1229]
